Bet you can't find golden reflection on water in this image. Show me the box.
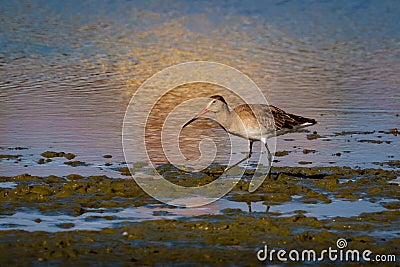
[144,83,240,164]
[0,1,398,170]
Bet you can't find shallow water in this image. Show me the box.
[0,198,387,233]
[1,1,399,175]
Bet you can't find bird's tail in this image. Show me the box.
[284,113,317,129]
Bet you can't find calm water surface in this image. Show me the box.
[1,0,399,175]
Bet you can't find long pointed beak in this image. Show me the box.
[182,108,209,128]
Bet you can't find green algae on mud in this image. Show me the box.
[274,150,290,157]
[0,166,399,266]
[379,128,399,136]
[41,151,76,160]
[0,174,156,216]
[0,154,21,159]
[1,166,398,216]
[115,166,131,176]
[358,139,391,144]
[306,131,323,140]
[373,160,400,169]
[334,130,376,136]
[303,149,317,154]
[64,160,89,167]
[0,210,399,266]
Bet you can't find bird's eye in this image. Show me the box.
[211,100,216,104]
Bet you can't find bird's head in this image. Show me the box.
[206,95,228,113]
[182,95,228,128]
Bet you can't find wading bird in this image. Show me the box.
[182,95,316,170]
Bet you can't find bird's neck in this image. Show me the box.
[215,104,233,129]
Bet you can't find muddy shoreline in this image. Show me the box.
[1,164,399,266]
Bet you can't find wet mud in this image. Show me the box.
[0,161,399,266]
[306,131,324,140]
[41,151,76,160]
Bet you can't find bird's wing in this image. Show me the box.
[233,104,309,133]
[233,104,275,132]
[268,105,297,130]
[270,105,317,129]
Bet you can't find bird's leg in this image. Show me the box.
[225,140,254,172]
[248,140,254,158]
[235,140,254,165]
[264,140,273,179]
[246,201,252,212]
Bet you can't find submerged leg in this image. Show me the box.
[264,141,272,166]
[248,140,254,158]
[246,201,252,212]
[247,138,273,192]
[225,140,254,171]
[262,138,272,179]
